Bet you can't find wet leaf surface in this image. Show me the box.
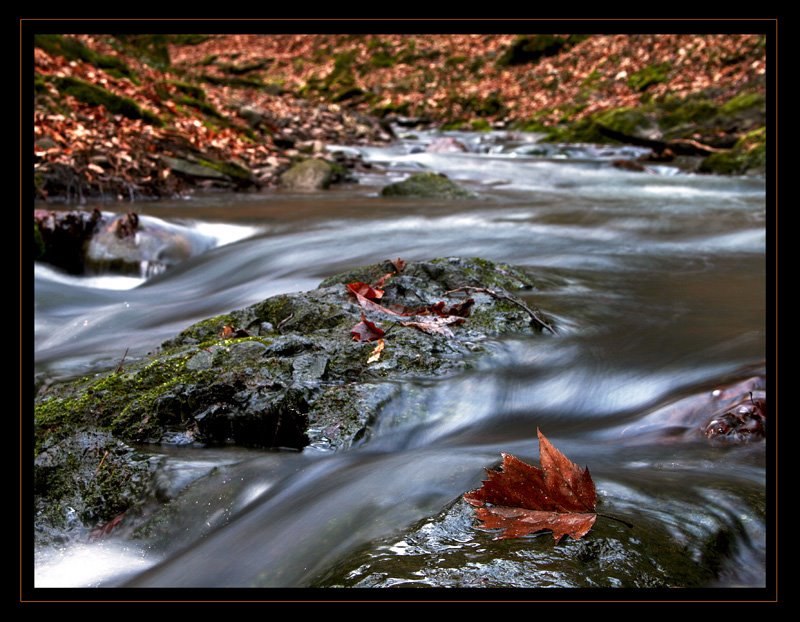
[464,429,597,542]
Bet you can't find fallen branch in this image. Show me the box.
[596,124,725,156]
[446,286,557,334]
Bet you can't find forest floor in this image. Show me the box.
[33,33,767,202]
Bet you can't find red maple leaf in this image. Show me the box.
[346,281,384,300]
[350,313,385,342]
[464,429,597,542]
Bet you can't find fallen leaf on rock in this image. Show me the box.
[424,298,475,318]
[390,257,407,273]
[372,272,397,289]
[351,313,385,342]
[347,281,384,300]
[704,390,766,441]
[401,315,465,337]
[347,285,416,317]
[464,429,597,542]
[221,325,250,339]
[367,338,385,363]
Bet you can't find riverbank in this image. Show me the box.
[33,34,767,203]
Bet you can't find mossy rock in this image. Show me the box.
[279,159,334,190]
[34,257,553,536]
[34,429,162,544]
[627,63,671,92]
[34,34,138,82]
[381,173,475,199]
[161,155,255,186]
[699,127,766,175]
[720,92,765,116]
[54,76,162,126]
[37,257,547,452]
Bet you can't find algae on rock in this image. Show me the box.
[381,172,474,199]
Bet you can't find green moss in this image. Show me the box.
[34,73,49,94]
[199,54,218,66]
[627,63,671,92]
[720,92,765,115]
[167,80,206,100]
[471,118,492,131]
[54,76,163,126]
[699,126,766,175]
[369,52,395,69]
[657,95,718,129]
[113,35,171,70]
[594,107,649,135]
[163,313,237,347]
[552,106,650,143]
[35,395,89,455]
[195,157,252,181]
[175,95,223,119]
[34,34,138,82]
[381,172,474,199]
[460,92,504,117]
[440,120,466,131]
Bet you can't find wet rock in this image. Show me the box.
[703,390,766,442]
[34,257,553,532]
[381,172,475,199]
[312,491,749,588]
[614,373,767,445]
[699,127,766,176]
[161,154,257,188]
[34,208,103,274]
[37,210,218,277]
[34,430,163,546]
[36,256,548,452]
[279,158,334,190]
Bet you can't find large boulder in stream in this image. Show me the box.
[381,172,475,199]
[34,257,553,540]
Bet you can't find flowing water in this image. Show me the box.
[33,131,768,588]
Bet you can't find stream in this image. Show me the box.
[33,130,767,588]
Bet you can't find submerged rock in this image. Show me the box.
[34,257,553,537]
[279,158,334,190]
[381,172,475,199]
[312,482,762,588]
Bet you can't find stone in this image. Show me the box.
[34,257,552,539]
[279,158,334,190]
[381,172,475,199]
